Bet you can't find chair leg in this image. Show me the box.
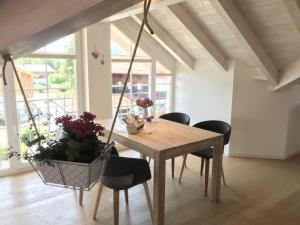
[143,182,153,221]
[179,154,187,183]
[113,190,120,225]
[204,159,210,197]
[200,158,204,176]
[184,155,188,168]
[124,189,129,204]
[93,183,104,219]
[79,188,83,205]
[221,165,226,186]
[171,157,175,179]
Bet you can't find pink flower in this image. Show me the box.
[55,115,72,125]
[55,112,104,140]
[136,98,153,108]
[80,111,96,122]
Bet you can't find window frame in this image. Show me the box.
[111,57,174,117]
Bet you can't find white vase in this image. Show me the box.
[143,107,149,118]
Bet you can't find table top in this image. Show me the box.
[99,118,223,158]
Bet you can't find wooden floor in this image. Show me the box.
[1,151,300,225]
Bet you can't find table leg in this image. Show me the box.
[153,155,166,225]
[211,137,224,202]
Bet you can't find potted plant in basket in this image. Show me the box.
[9,112,113,190]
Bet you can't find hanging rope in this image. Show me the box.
[2,55,44,146]
[144,0,154,35]
[106,0,153,144]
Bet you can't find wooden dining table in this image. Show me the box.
[100,118,224,225]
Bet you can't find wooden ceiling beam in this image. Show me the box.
[132,14,195,70]
[113,18,176,72]
[105,0,186,22]
[273,58,300,91]
[283,0,300,33]
[167,3,228,71]
[0,0,143,58]
[210,0,278,85]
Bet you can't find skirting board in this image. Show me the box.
[0,165,33,178]
[228,152,286,160]
[229,150,300,160]
[285,149,300,159]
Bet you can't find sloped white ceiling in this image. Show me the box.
[0,0,143,58]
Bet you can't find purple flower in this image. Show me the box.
[80,112,96,122]
[55,112,104,140]
[136,98,153,108]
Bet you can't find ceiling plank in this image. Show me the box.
[132,14,195,70]
[168,3,228,71]
[105,0,186,21]
[210,0,278,85]
[0,0,143,58]
[273,58,300,91]
[113,17,176,72]
[283,0,300,33]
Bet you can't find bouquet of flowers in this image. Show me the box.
[136,97,153,120]
[136,97,153,108]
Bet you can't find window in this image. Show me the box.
[0,34,80,173]
[111,25,174,118]
[155,62,172,113]
[111,26,149,59]
[112,62,151,117]
[111,26,152,117]
[15,34,77,155]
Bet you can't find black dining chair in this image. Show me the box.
[159,112,191,125]
[151,112,191,179]
[178,120,231,196]
[93,148,153,225]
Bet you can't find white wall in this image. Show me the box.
[175,60,300,159]
[81,22,112,119]
[285,85,300,158]
[230,61,291,159]
[175,60,234,125]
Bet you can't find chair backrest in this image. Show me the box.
[193,120,231,145]
[159,112,190,125]
[101,156,151,189]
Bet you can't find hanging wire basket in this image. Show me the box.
[29,142,115,191]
